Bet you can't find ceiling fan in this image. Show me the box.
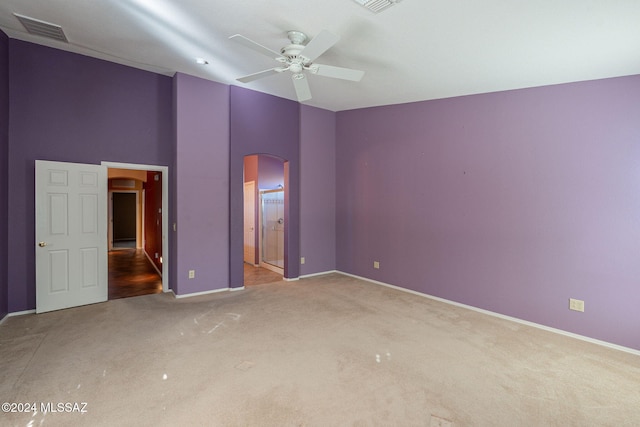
[229,30,365,102]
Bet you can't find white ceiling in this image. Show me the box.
[1,0,639,111]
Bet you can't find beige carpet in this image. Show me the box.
[1,273,639,426]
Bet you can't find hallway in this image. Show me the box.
[244,263,283,286]
[108,249,162,299]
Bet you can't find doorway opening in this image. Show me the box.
[111,191,137,249]
[243,154,287,286]
[259,188,285,274]
[104,163,169,299]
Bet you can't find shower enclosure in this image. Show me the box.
[260,189,284,273]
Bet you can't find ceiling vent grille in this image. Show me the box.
[352,0,399,13]
[14,13,68,42]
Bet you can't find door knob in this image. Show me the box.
[38,242,48,247]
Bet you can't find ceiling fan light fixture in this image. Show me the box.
[289,62,303,73]
[230,29,364,102]
[352,0,399,13]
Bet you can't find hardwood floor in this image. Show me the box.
[244,263,283,286]
[108,249,162,300]
[108,252,279,298]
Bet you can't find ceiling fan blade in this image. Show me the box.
[237,68,281,83]
[229,34,282,59]
[311,64,365,82]
[292,75,312,102]
[299,30,339,62]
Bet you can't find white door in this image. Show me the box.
[243,181,256,264]
[36,160,108,313]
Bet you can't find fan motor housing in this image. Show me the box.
[281,44,306,59]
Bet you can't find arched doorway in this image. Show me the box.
[229,86,301,289]
[243,154,287,285]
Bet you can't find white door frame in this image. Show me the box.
[102,161,169,293]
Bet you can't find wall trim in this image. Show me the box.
[283,277,299,282]
[171,288,231,299]
[300,270,338,279]
[337,271,640,357]
[1,309,37,324]
[144,250,163,277]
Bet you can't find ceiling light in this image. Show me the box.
[195,58,209,65]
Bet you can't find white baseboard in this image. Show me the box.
[337,271,640,357]
[8,309,36,316]
[300,270,338,279]
[143,250,163,277]
[171,287,232,299]
[1,309,36,324]
[283,277,299,282]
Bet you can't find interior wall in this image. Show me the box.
[7,40,173,312]
[258,155,285,189]
[108,168,147,182]
[244,155,258,183]
[0,30,9,319]
[300,105,336,275]
[173,73,229,294]
[145,171,163,272]
[336,75,640,351]
[229,86,300,285]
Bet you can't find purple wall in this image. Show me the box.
[173,73,229,294]
[336,75,640,350]
[0,30,9,319]
[229,86,300,285]
[300,105,336,275]
[7,40,173,312]
[258,155,285,189]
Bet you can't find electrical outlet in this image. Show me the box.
[373,261,380,269]
[188,270,195,279]
[300,257,305,265]
[569,298,584,312]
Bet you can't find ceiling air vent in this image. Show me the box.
[14,13,68,42]
[352,0,399,13]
